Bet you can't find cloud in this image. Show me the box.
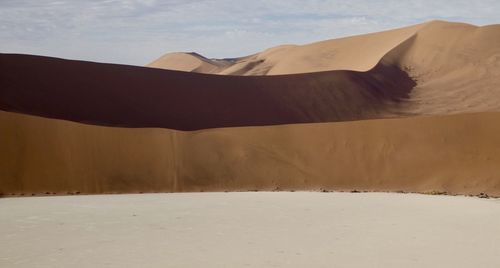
[1,0,499,65]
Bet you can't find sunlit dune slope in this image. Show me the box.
[1,111,500,196]
[148,22,424,74]
[149,20,500,116]
[148,52,234,73]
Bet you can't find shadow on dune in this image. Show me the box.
[0,54,415,130]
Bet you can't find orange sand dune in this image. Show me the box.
[3,21,500,130]
[2,110,500,196]
[150,21,500,76]
[148,52,235,73]
[148,23,424,74]
[150,20,500,115]
[2,20,500,197]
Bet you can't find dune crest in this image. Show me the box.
[147,22,425,75]
[148,52,234,73]
[152,21,500,76]
[151,20,500,116]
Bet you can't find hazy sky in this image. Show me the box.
[1,0,499,66]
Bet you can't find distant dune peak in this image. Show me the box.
[147,20,498,76]
[144,20,500,117]
[147,52,233,73]
[147,21,427,75]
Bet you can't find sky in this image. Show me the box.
[1,0,499,66]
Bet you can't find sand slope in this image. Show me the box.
[4,21,500,130]
[393,22,500,115]
[0,53,415,130]
[148,21,500,76]
[148,52,234,73]
[148,20,500,115]
[2,110,500,196]
[147,22,425,74]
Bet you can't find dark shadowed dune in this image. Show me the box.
[0,54,415,131]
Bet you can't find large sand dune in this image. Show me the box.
[0,53,415,130]
[150,20,500,116]
[2,110,500,196]
[148,21,500,77]
[148,22,424,74]
[2,20,500,196]
[3,21,498,132]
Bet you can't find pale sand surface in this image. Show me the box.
[1,192,500,268]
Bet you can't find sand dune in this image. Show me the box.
[392,21,500,115]
[3,18,500,268]
[148,52,234,73]
[147,22,424,74]
[3,21,500,131]
[149,20,500,115]
[2,110,500,196]
[0,53,415,130]
[4,26,500,131]
[148,21,500,76]
[2,20,500,196]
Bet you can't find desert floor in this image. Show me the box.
[1,192,500,267]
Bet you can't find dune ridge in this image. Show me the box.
[149,21,500,76]
[1,110,500,196]
[3,22,500,131]
[148,52,235,73]
[147,20,500,116]
[148,22,425,75]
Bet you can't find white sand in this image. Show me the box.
[1,192,500,267]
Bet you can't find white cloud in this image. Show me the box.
[0,0,499,65]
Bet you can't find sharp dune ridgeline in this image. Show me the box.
[1,20,500,196]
